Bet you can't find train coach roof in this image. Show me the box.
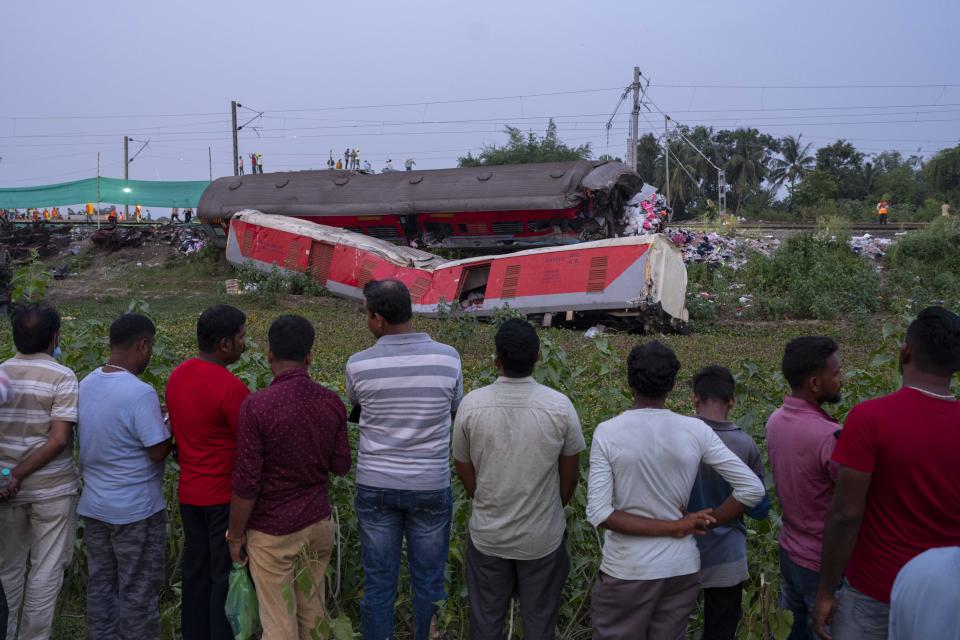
[199,160,642,219]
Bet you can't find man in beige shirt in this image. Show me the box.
[0,303,79,640]
[453,319,585,640]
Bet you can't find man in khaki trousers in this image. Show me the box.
[227,315,351,639]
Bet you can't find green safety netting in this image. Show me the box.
[0,177,210,209]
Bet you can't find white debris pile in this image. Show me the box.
[664,228,781,269]
[621,193,672,236]
[848,233,893,260]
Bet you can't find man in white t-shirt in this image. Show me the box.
[586,341,765,639]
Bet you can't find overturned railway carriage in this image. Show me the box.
[227,211,688,331]
[198,161,642,249]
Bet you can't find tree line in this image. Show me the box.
[460,120,960,220]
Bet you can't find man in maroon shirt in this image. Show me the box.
[813,306,960,640]
[227,315,351,639]
[766,336,843,640]
[166,305,249,640]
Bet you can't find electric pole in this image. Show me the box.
[123,135,129,219]
[208,146,213,181]
[629,67,640,171]
[664,115,671,207]
[231,101,239,176]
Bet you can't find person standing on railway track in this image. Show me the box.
[453,319,585,639]
[876,199,889,225]
[812,306,960,640]
[227,315,351,639]
[766,337,843,640]
[586,341,765,639]
[346,279,463,640]
[0,303,79,640]
[77,314,172,640]
[166,305,250,640]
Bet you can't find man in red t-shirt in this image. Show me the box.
[813,306,960,640]
[166,305,249,640]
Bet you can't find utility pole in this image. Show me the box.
[629,66,640,171]
[123,136,129,219]
[718,169,727,216]
[96,152,101,229]
[231,101,239,176]
[664,114,671,207]
[208,146,213,181]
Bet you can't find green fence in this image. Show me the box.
[0,177,209,209]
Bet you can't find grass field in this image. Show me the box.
[3,248,901,639]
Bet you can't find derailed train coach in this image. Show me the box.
[198,160,643,249]
[226,211,688,332]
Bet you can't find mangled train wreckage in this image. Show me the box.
[198,160,643,250]
[227,211,688,331]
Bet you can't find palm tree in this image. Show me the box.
[724,130,772,212]
[654,138,700,213]
[771,135,815,194]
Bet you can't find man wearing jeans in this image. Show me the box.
[77,314,173,640]
[453,320,585,639]
[346,279,463,640]
[813,307,960,639]
[166,305,249,640]
[0,304,79,640]
[765,337,843,639]
[228,315,352,638]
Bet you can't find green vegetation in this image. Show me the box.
[458,119,591,167]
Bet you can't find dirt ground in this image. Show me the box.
[45,240,226,303]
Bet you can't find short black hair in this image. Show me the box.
[906,306,960,376]
[691,365,736,402]
[10,303,60,354]
[495,319,539,377]
[363,279,412,325]
[109,314,156,348]
[197,305,246,353]
[627,341,681,399]
[268,315,315,362]
[782,336,839,389]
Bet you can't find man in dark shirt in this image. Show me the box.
[687,366,770,640]
[227,315,351,639]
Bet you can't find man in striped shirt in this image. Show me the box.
[0,303,79,640]
[346,279,463,640]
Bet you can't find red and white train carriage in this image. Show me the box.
[227,211,688,331]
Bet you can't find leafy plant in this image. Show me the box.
[10,250,51,303]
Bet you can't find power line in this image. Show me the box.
[649,82,960,90]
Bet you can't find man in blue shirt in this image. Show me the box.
[687,366,770,640]
[77,314,172,640]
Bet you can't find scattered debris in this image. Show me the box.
[663,228,781,269]
[224,279,241,295]
[86,224,208,254]
[584,324,609,338]
[848,233,893,260]
[91,227,147,250]
[0,220,73,259]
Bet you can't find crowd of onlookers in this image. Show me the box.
[0,281,958,640]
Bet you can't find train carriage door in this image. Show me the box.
[309,242,334,284]
[456,262,491,312]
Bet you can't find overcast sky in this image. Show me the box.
[1,0,956,188]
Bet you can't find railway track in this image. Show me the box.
[678,220,929,231]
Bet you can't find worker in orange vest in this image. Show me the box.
[876,200,890,225]
[85,202,95,222]
[134,204,142,223]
